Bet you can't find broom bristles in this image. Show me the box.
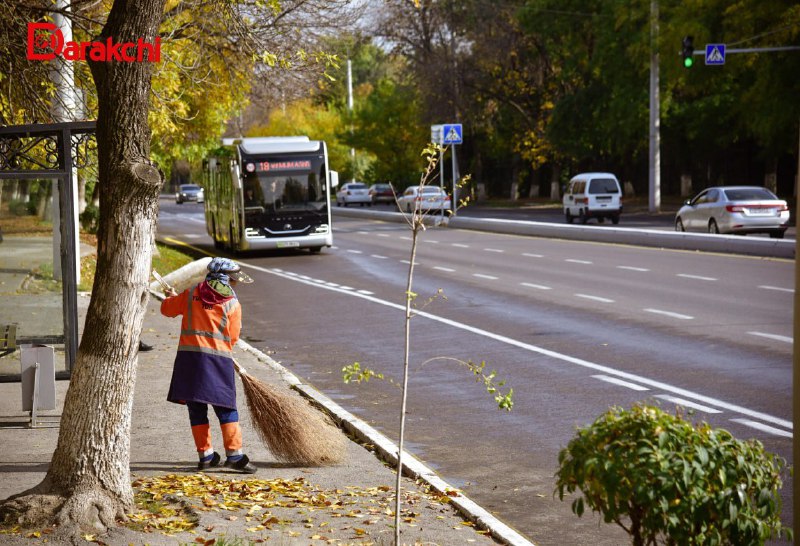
[239,373,346,466]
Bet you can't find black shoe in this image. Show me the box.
[138,341,153,352]
[224,454,257,474]
[198,451,221,471]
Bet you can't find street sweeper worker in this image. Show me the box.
[161,257,257,473]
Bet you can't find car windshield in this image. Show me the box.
[422,186,443,194]
[588,179,619,194]
[181,185,200,191]
[723,188,777,201]
[348,183,367,190]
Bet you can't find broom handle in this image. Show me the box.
[152,270,173,292]
[232,358,247,376]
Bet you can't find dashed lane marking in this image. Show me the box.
[758,285,794,293]
[473,273,499,280]
[748,331,792,343]
[617,265,649,272]
[434,266,456,272]
[575,294,614,303]
[655,395,722,414]
[644,308,694,320]
[677,273,718,281]
[592,375,649,391]
[520,282,551,290]
[730,419,792,438]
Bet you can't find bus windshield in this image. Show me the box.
[243,171,325,212]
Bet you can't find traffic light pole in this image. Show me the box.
[688,45,800,58]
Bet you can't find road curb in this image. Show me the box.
[236,339,537,546]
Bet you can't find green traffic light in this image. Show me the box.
[684,56,694,68]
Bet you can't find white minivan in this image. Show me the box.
[563,172,622,224]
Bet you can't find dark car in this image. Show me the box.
[175,184,204,204]
[369,183,396,205]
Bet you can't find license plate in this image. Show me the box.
[277,241,300,248]
[747,208,775,215]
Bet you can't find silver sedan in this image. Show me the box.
[675,186,789,238]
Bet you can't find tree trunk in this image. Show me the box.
[0,0,165,536]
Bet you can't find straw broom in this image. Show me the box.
[152,270,346,466]
[233,359,346,466]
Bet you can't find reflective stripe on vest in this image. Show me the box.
[180,283,236,355]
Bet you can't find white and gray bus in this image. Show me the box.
[204,136,338,253]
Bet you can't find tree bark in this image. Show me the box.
[1,0,165,536]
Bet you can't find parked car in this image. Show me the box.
[396,185,452,214]
[336,182,372,207]
[175,184,204,204]
[369,183,396,204]
[563,172,622,224]
[675,186,789,238]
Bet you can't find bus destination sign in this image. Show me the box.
[245,160,312,172]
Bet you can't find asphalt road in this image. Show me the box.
[157,199,793,545]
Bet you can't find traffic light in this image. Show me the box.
[682,36,694,68]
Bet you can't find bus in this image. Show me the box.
[204,136,339,253]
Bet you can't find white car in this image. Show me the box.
[336,182,372,207]
[396,185,452,214]
[675,186,789,238]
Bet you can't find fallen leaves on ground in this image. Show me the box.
[118,473,458,542]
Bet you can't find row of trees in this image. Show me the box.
[244,0,800,200]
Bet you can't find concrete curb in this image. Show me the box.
[332,207,795,259]
[151,259,536,546]
[236,339,536,546]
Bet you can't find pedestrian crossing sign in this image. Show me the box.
[705,44,725,65]
[442,124,463,145]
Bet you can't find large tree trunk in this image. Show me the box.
[0,0,165,537]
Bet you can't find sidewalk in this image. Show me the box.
[0,274,514,545]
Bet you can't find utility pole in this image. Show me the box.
[347,58,355,182]
[648,0,661,213]
[51,0,80,284]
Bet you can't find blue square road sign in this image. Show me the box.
[705,44,725,65]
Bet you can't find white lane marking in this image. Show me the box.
[617,266,649,272]
[400,236,412,241]
[655,395,722,414]
[330,246,339,250]
[377,233,391,238]
[730,419,792,438]
[347,249,363,254]
[371,254,389,260]
[357,289,374,295]
[592,375,649,391]
[484,248,504,253]
[575,294,614,303]
[759,285,794,293]
[242,264,793,431]
[565,259,592,264]
[473,273,499,280]
[522,253,543,258]
[339,285,354,291]
[426,240,439,244]
[677,273,718,281]
[400,260,419,265]
[644,308,694,320]
[184,234,203,239]
[357,231,369,235]
[521,282,551,290]
[748,331,793,343]
[434,266,456,273]
[452,243,470,248]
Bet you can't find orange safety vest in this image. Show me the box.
[161,283,241,357]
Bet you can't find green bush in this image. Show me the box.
[555,404,791,545]
[8,199,36,216]
[80,204,100,234]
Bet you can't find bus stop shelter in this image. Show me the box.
[0,121,96,382]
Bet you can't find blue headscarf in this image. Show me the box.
[206,257,238,286]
